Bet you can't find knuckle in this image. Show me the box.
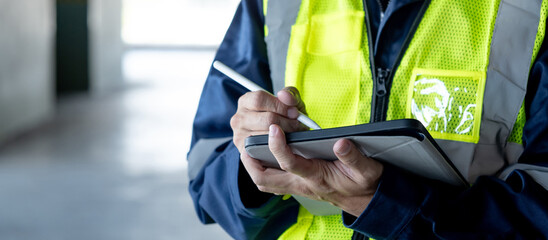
[275,101,288,115]
[269,145,284,160]
[256,90,270,99]
[230,114,247,131]
[250,91,266,106]
[264,112,279,125]
[238,93,249,107]
[278,161,296,171]
[347,155,363,166]
[232,134,242,144]
[230,115,238,128]
[241,92,263,110]
[249,97,263,110]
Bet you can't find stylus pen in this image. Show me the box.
[213,61,322,130]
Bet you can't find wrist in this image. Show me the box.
[338,194,374,217]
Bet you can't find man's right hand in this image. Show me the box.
[230,87,309,154]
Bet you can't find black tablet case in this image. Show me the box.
[245,119,467,215]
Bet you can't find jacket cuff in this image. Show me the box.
[343,165,426,239]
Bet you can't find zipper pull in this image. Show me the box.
[376,68,390,96]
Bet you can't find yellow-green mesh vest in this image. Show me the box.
[263,0,548,239]
[285,0,373,129]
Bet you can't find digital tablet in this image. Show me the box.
[244,119,467,215]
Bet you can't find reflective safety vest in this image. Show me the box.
[262,0,548,239]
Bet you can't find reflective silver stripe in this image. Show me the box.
[438,139,525,182]
[505,142,525,165]
[405,1,541,182]
[465,0,542,181]
[500,164,548,190]
[187,137,232,180]
[485,0,541,137]
[481,1,541,148]
[264,0,301,93]
[436,140,475,181]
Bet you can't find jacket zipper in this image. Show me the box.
[363,0,380,122]
[373,67,390,122]
[347,2,429,239]
[364,0,431,122]
[347,3,432,239]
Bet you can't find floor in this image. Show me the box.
[0,49,232,240]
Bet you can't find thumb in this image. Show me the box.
[333,139,371,171]
[277,86,307,114]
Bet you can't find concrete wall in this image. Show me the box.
[0,0,56,144]
[89,0,124,95]
[0,0,123,144]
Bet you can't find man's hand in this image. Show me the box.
[241,124,384,217]
[231,87,308,154]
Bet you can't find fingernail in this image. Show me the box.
[286,89,296,97]
[287,107,299,119]
[269,124,278,137]
[335,140,351,156]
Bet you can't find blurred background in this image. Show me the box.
[0,0,238,239]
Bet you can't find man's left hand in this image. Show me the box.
[240,124,384,217]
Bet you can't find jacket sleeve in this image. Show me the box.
[187,0,299,239]
[343,26,548,240]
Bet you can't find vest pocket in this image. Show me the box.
[406,68,486,143]
[306,11,364,55]
[285,11,367,128]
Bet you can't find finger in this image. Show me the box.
[333,139,384,198]
[268,124,315,177]
[240,151,267,175]
[231,111,265,153]
[240,151,281,191]
[241,152,303,195]
[231,110,304,154]
[258,167,305,195]
[277,87,307,115]
[239,91,299,119]
[236,111,304,132]
[333,139,372,169]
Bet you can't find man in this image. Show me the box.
[188,0,548,239]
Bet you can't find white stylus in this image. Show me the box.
[213,61,322,130]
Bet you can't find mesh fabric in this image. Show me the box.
[285,0,372,129]
[388,0,499,143]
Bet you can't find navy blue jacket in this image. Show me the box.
[189,0,548,239]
